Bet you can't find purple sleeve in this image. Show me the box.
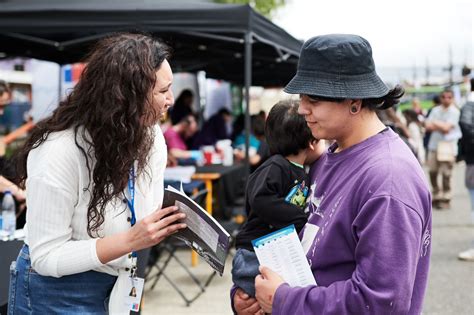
[272,196,425,315]
[230,284,238,314]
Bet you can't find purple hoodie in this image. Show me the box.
[272,129,432,315]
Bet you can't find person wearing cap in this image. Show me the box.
[233,34,431,315]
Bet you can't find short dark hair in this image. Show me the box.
[361,85,405,110]
[180,113,197,125]
[265,100,314,156]
[218,108,231,116]
[441,89,454,96]
[307,94,345,103]
[308,84,405,111]
[0,80,10,96]
[251,115,265,138]
[402,109,420,125]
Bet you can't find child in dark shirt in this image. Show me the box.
[231,100,325,297]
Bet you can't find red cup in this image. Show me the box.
[204,151,213,165]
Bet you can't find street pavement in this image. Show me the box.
[143,163,474,315]
[423,162,474,315]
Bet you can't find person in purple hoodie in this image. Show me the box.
[232,34,432,315]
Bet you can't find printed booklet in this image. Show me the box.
[162,185,231,275]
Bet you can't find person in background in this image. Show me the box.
[423,95,442,150]
[8,33,187,314]
[403,108,426,164]
[0,80,26,202]
[232,99,324,298]
[377,106,416,155]
[458,77,474,261]
[411,97,426,117]
[233,34,431,315]
[232,114,261,152]
[233,114,270,170]
[425,89,461,209]
[0,80,12,116]
[169,89,194,125]
[192,107,232,148]
[163,113,202,164]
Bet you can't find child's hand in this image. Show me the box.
[305,139,325,165]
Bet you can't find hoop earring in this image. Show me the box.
[351,106,358,113]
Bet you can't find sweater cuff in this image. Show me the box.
[273,283,290,315]
[90,238,105,268]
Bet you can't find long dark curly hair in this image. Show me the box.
[15,33,171,236]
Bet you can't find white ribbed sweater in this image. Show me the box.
[24,125,166,278]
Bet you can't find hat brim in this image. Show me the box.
[284,70,389,99]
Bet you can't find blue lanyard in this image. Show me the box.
[127,167,136,226]
[127,166,137,258]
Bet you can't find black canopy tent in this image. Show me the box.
[0,0,302,86]
[0,0,303,176]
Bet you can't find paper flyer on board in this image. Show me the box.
[252,225,316,287]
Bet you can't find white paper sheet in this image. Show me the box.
[252,225,316,288]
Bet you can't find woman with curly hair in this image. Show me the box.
[8,33,186,314]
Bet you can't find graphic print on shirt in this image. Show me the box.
[307,195,343,267]
[285,180,309,209]
[421,228,431,257]
[305,181,325,218]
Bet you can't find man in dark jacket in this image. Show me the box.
[458,78,474,261]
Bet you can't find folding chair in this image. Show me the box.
[145,188,217,306]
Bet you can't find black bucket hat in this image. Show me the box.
[284,34,389,99]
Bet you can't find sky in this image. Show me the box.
[273,0,473,69]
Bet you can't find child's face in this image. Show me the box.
[304,139,326,165]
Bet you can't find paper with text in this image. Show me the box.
[252,225,316,288]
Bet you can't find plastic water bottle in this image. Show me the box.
[1,191,16,238]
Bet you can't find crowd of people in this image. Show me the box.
[381,90,462,211]
[1,31,473,315]
[162,89,271,170]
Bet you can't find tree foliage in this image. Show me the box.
[214,0,286,18]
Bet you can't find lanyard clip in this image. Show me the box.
[130,266,137,279]
[130,254,138,278]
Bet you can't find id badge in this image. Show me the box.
[124,276,145,312]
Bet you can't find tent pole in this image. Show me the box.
[182,31,245,44]
[244,31,252,180]
[58,65,62,103]
[3,32,59,47]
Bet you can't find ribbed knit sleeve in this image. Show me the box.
[151,125,167,211]
[25,131,104,277]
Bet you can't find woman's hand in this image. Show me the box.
[255,266,285,314]
[167,153,178,167]
[127,205,186,252]
[96,206,186,264]
[233,287,262,315]
[234,149,245,162]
